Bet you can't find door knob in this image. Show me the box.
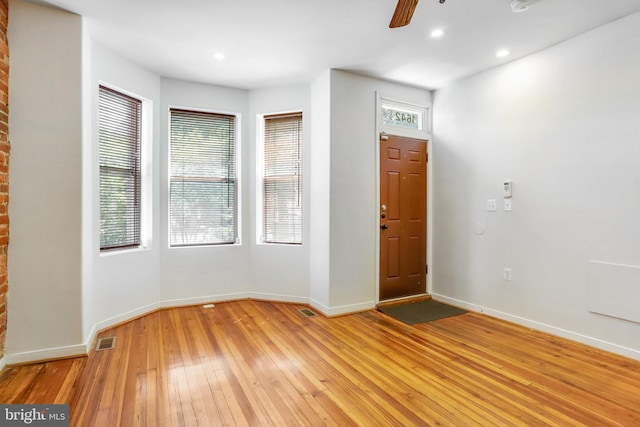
[380,224,388,230]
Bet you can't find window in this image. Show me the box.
[379,97,430,140]
[381,104,423,130]
[99,86,142,250]
[169,109,237,246]
[262,112,303,244]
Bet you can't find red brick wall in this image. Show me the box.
[0,0,9,359]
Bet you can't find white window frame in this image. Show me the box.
[168,107,242,248]
[98,83,152,253]
[378,96,430,140]
[256,111,303,245]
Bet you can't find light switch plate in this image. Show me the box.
[487,199,497,211]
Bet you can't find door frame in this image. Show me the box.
[375,93,432,304]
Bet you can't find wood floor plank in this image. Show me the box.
[54,359,86,403]
[2,299,640,426]
[0,359,85,405]
[421,314,640,425]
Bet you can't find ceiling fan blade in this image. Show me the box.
[389,0,419,28]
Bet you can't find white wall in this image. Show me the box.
[81,18,94,344]
[326,70,432,313]
[248,85,311,302]
[432,12,640,359]
[89,43,162,332]
[309,71,332,311]
[7,0,85,360]
[159,78,253,304]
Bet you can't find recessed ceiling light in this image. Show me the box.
[496,49,510,58]
[213,52,226,61]
[430,29,444,38]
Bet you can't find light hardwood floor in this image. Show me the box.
[1,299,640,426]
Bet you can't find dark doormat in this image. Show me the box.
[378,299,467,325]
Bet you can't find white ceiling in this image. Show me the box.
[37,0,640,90]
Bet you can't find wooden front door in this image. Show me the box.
[379,135,427,301]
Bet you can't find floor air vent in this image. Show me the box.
[299,308,318,318]
[96,336,116,351]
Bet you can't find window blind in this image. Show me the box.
[99,86,142,250]
[263,112,302,244]
[170,109,237,246]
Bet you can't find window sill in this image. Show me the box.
[168,242,243,250]
[256,242,303,247]
[100,246,149,257]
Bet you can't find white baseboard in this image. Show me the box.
[92,300,163,336]
[310,298,375,317]
[89,291,252,338]
[6,293,376,365]
[247,292,309,304]
[432,293,640,362]
[84,324,98,355]
[5,343,87,365]
[7,292,639,365]
[159,292,250,309]
[308,298,330,316]
[81,293,253,362]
